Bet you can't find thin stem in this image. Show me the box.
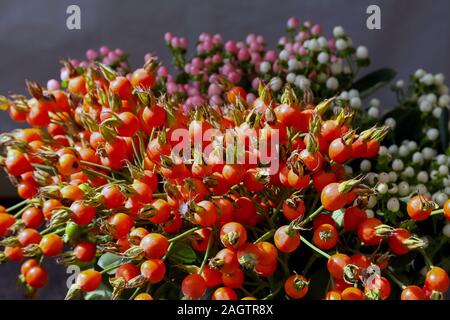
[162,242,174,261]
[168,226,201,243]
[80,160,112,171]
[42,227,65,236]
[6,199,29,213]
[131,139,141,165]
[300,235,331,259]
[299,205,324,227]
[254,230,275,244]
[262,286,282,300]
[419,249,434,268]
[31,163,54,171]
[303,254,317,275]
[128,287,141,300]
[430,209,443,216]
[240,287,253,297]
[13,203,33,219]
[83,168,116,182]
[100,262,123,274]
[199,230,214,274]
[384,269,406,290]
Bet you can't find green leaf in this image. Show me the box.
[331,209,345,227]
[352,68,397,98]
[97,253,124,274]
[169,242,197,264]
[84,283,112,300]
[382,107,422,143]
[438,107,449,152]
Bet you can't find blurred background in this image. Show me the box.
[0,0,449,299]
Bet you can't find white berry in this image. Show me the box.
[387,198,400,212]
[398,182,410,196]
[392,159,404,171]
[360,160,372,172]
[326,77,339,90]
[356,46,369,59]
[333,26,345,37]
[426,128,439,141]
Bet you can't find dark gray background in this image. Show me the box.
[0,0,449,299]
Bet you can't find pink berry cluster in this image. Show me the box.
[148,17,370,111]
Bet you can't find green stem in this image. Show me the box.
[430,209,443,216]
[240,287,253,297]
[41,223,66,235]
[31,163,54,171]
[262,286,282,300]
[254,230,275,244]
[300,235,331,259]
[83,168,116,182]
[80,160,112,171]
[419,249,434,267]
[299,205,324,227]
[13,204,33,219]
[303,254,317,275]
[129,287,141,300]
[384,269,406,290]
[6,199,29,213]
[100,262,123,274]
[162,242,174,261]
[168,226,201,243]
[199,231,214,274]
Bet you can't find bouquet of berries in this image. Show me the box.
[0,17,448,301]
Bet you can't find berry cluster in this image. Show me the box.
[0,18,449,301]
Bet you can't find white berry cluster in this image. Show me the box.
[361,140,449,222]
[258,22,369,98]
[394,69,450,143]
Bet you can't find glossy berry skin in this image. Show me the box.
[0,213,16,237]
[25,266,48,288]
[341,287,365,300]
[388,228,411,255]
[313,223,338,250]
[74,242,97,262]
[76,269,102,292]
[21,259,39,276]
[108,213,134,238]
[70,202,96,226]
[328,138,352,163]
[140,259,166,284]
[182,274,207,299]
[425,267,449,293]
[444,199,450,221]
[327,253,351,279]
[21,207,45,229]
[320,183,347,211]
[357,218,383,246]
[115,263,140,282]
[401,286,426,300]
[39,234,64,257]
[134,293,154,300]
[212,287,238,300]
[140,233,169,259]
[406,195,433,221]
[282,199,305,221]
[284,274,309,299]
[274,225,300,253]
[364,276,391,300]
[220,222,247,249]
